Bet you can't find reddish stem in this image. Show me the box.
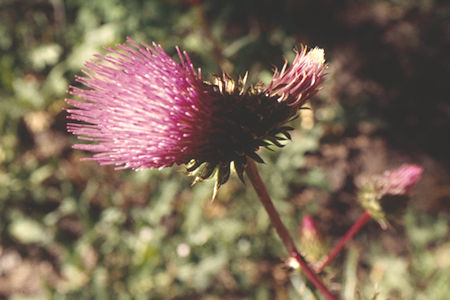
[316,211,371,273]
[245,160,338,300]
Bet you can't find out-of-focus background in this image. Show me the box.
[0,0,449,299]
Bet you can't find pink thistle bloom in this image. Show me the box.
[265,47,326,108]
[375,164,423,196]
[67,38,204,170]
[358,164,423,227]
[66,40,205,169]
[66,38,326,191]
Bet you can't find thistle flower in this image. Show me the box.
[66,38,325,196]
[374,164,423,196]
[358,164,423,227]
[266,47,325,107]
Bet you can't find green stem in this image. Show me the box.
[245,160,338,300]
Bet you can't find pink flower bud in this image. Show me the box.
[299,214,325,262]
[376,164,423,196]
[265,47,326,108]
[358,164,423,228]
[301,214,318,237]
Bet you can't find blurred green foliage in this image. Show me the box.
[0,0,449,299]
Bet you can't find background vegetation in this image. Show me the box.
[0,0,449,299]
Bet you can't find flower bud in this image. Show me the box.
[375,164,423,196]
[298,214,326,263]
[265,47,326,108]
[358,164,423,228]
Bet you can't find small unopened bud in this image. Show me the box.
[298,214,326,263]
[301,214,319,238]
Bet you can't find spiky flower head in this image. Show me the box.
[358,164,423,228]
[266,47,325,107]
[66,38,326,196]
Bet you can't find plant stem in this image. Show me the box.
[245,159,338,300]
[316,211,371,273]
